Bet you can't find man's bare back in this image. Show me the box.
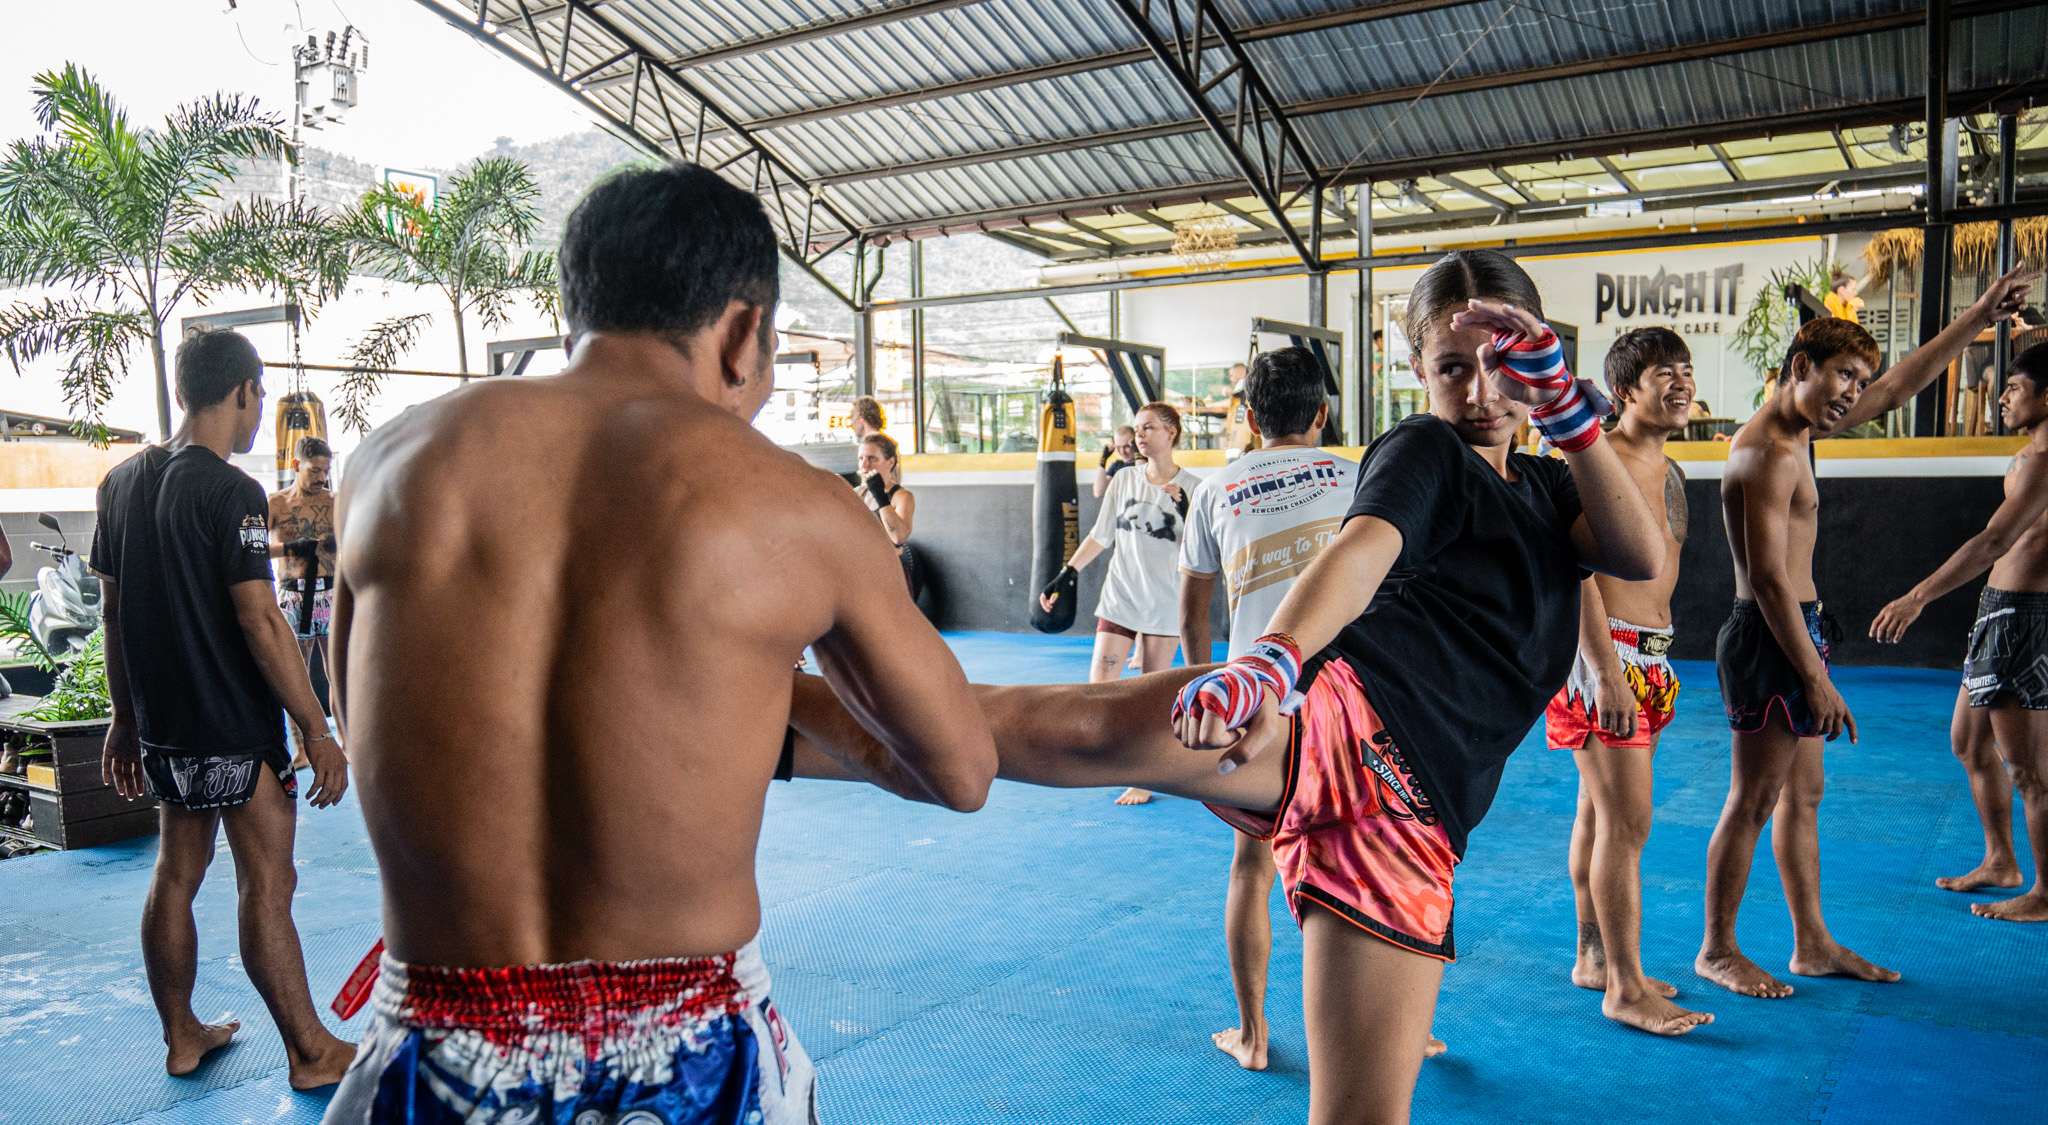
[333,335,994,970]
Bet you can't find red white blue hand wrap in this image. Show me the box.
[1172,633,1305,733]
[1494,325,1612,453]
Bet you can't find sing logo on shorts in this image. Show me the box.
[239,515,268,552]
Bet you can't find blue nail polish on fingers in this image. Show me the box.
[1217,759,1238,774]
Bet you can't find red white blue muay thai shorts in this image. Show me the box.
[321,936,817,1125]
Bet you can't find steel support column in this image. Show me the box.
[1357,184,1374,444]
[1913,0,1952,436]
[911,240,927,452]
[1994,112,2018,433]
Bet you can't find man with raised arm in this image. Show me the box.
[1698,264,2038,999]
[1871,340,2048,922]
[1542,327,1711,1035]
[320,164,997,1125]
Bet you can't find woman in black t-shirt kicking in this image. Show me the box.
[785,250,1664,1124]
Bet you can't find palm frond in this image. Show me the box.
[30,64,141,173]
[168,196,352,309]
[0,298,146,445]
[0,592,57,672]
[339,312,434,433]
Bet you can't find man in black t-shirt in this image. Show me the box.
[784,253,1666,1120]
[93,330,355,1087]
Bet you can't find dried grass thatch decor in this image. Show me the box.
[1173,208,1238,272]
[1862,219,2048,289]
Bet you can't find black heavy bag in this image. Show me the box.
[1028,357,1080,633]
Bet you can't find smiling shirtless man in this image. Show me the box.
[1699,264,2038,999]
[1542,327,1709,1035]
[319,163,997,1125]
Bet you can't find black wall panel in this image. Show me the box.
[916,471,2005,671]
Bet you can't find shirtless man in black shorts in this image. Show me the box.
[1700,264,2038,998]
[269,436,335,767]
[320,164,996,1124]
[1872,340,2048,922]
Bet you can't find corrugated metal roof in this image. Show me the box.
[443,0,2048,257]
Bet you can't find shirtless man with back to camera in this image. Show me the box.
[320,162,997,1125]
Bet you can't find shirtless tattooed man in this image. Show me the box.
[1542,327,1711,1035]
[1872,341,2048,922]
[319,164,997,1125]
[791,250,1664,1125]
[1701,263,2039,999]
[269,435,335,768]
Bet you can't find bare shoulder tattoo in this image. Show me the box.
[1664,458,1689,542]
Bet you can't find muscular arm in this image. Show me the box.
[877,488,915,546]
[1564,437,1663,581]
[1178,570,1216,668]
[1838,263,2039,430]
[810,493,996,812]
[1873,453,2048,641]
[1736,450,1829,687]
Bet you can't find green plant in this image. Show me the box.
[333,156,559,432]
[0,65,352,442]
[0,593,109,722]
[1732,257,1835,408]
[23,627,109,722]
[0,591,57,671]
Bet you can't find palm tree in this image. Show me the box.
[0,64,348,442]
[334,156,558,432]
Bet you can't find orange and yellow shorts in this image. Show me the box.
[1545,620,1681,751]
[1207,658,1459,961]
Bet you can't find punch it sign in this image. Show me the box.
[1595,264,1744,323]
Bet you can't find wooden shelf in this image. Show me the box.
[0,772,57,795]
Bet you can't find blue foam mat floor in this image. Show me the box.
[2,632,2044,1124]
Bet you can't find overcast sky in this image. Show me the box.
[1,0,601,442]
[3,0,600,172]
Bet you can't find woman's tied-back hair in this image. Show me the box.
[1137,401,1183,447]
[862,432,901,483]
[1404,249,1545,353]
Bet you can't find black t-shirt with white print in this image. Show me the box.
[92,445,284,758]
[1323,414,1586,858]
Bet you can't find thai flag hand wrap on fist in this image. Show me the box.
[1172,633,1306,734]
[1494,325,1612,453]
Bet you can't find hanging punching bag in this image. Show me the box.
[1027,356,1079,634]
[276,390,328,487]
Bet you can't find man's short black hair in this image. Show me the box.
[1245,346,1327,438]
[295,436,331,460]
[558,162,779,348]
[1603,327,1692,399]
[2013,341,2048,393]
[175,330,262,411]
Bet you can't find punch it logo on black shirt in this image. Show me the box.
[239,515,268,553]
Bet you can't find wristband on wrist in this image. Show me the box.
[1171,632,1306,732]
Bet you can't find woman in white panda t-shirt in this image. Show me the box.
[1037,401,1199,805]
